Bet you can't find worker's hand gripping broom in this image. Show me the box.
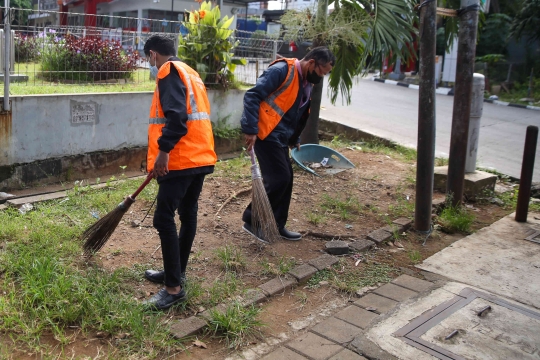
[249,147,281,244]
[82,173,154,256]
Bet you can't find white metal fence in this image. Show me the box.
[0,7,282,90]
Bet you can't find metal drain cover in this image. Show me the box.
[394,288,540,360]
[525,228,540,244]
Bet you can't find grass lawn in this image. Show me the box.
[7,62,252,95]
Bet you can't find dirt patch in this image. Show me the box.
[2,147,511,359]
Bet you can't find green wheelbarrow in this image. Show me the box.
[291,144,355,177]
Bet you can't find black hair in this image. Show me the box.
[303,46,336,67]
[143,34,176,57]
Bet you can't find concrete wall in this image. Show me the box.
[0,89,245,190]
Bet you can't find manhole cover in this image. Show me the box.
[525,228,540,244]
[394,287,540,360]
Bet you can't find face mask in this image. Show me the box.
[150,65,159,78]
[306,69,322,84]
[149,52,158,78]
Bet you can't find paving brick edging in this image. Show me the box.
[168,254,340,339]
[372,77,540,111]
[169,218,414,340]
[263,274,436,360]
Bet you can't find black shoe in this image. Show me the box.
[145,270,165,284]
[142,288,186,310]
[279,227,302,241]
[242,222,270,244]
[145,270,186,286]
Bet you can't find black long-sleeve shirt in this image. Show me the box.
[155,57,214,182]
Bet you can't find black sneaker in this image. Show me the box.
[144,270,186,286]
[279,227,302,241]
[142,288,186,310]
[242,222,270,244]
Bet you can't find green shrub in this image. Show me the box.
[14,35,41,62]
[40,35,141,82]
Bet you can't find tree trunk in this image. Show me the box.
[300,0,328,145]
[300,78,323,144]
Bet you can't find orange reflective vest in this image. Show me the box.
[258,58,300,140]
[147,61,217,172]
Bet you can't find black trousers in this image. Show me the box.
[242,140,293,229]
[153,174,206,288]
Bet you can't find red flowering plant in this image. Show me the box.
[40,35,141,82]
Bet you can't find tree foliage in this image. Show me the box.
[281,0,417,104]
[509,0,540,43]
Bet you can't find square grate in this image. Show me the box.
[394,287,540,360]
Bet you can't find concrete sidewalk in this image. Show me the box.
[254,213,540,359]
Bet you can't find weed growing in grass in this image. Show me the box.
[386,186,415,219]
[260,256,296,276]
[215,245,247,272]
[207,302,264,349]
[438,204,475,234]
[320,194,362,220]
[307,210,326,225]
[331,263,398,294]
[435,157,449,166]
[213,151,250,180]
[483,188,540,212]
[207,272,242,307]
[306,269,333,289]
[408,250,422,264]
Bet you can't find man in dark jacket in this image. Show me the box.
[142,35,217,310]
[241,47,335,243]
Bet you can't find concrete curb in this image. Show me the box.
[371,77,540,111]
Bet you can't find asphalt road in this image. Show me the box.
[320,78,540,182]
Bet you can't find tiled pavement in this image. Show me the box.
[259,274,434,360]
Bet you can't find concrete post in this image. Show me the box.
[3,0,10,112]
[446,0,480,206]
[465,73,485,173]
[272,40,278,60]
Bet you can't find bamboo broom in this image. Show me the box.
[82,173,154,256]
[249,147,281,244]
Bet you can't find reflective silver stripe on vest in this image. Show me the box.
[175,64,199,115]
[188,112,210,120]
[264,64,296,117]
[149,117,167,124]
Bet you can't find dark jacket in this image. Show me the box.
[241,61,311,147]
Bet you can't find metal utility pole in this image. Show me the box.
[515,126,538,223]
[414,0,437,232]
[3,0,10,112]
[446,0,480,206]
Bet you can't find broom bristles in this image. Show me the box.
[82,197,134,256]
[251,178,281,244]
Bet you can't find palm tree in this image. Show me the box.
[509,0,540,43]
[282,0,418,143]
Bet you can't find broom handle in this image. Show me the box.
[249,147,256,165]
[131,173,154,199]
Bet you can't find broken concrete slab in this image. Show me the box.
[391,274,434,293]
[260,347,308,360]
[286,332,343,360]
[258,275,297,296]
[334,306,379,329]
[381,224,403,235]
[169,316,207,339]
[373,283,417,302]
[392,218,412,230]
[354,293,398,315]
[199,303,228,321]
[325,240,350,255]
[7,191,68,208]
[367,229,392,244]
[349,334,398,360]
[349,239,375,252]
[329,348,368,360]
[288,264,318,283]
[0,204,6,211]
[311,317,363,344]
[308,254,339,271]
